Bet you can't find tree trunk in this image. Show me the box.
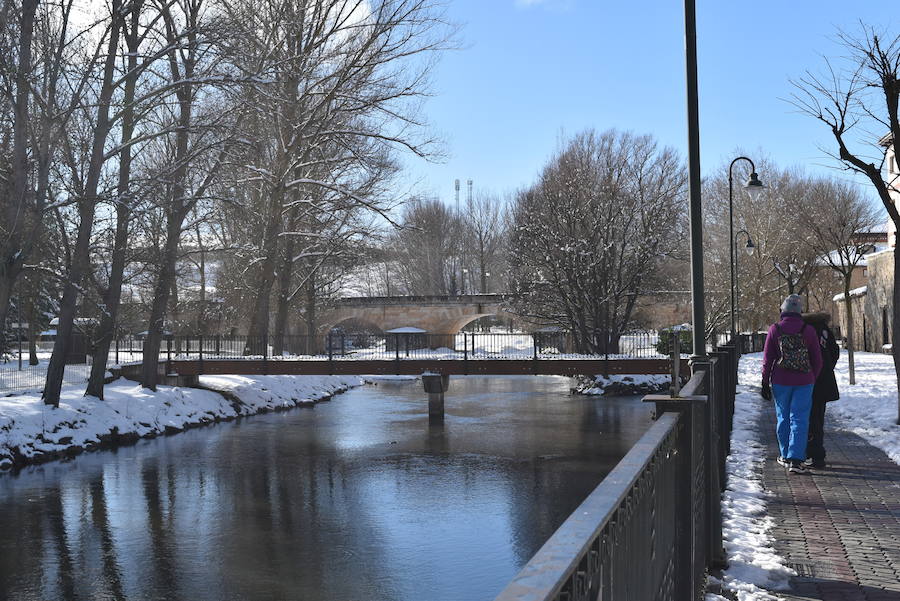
[843,277,856,386]
[140,215,183,390]
[893,246,900,425]
[0,281,13,354]
[0,0,37,355]
[304,272,317,354]
[272,206,299,356]
[43,3,121,406]
[272,246,295,357]
[86,202,131,398]
[24,284,38,366]
[86,5,141,398]
[245,189,284,354]
[141,5,196,390]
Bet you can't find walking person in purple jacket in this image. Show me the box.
[760,295,823,473]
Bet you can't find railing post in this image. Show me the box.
[532,332,538,375]
[645,387,706,601]
[394,333,400,362]
[115,337,119,365]
[166,336,172,375]
[670,332,681,397]
[198,335,204,376]
[463,331,468,375]
[215,334,220,357]
[328,331,333,375]
[263,331,269,375]
[340,333,345,357]
[702,354,727,570]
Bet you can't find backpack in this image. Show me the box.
[775,324,811,373]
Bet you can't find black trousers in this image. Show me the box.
[807,400,827,462]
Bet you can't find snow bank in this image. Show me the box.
[0,375,362,471]
[575,373,670,396]
[825,351,900,465]
[709,353,793,600]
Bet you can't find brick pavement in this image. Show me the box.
[758,407,900,600]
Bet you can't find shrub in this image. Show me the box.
[656,326,693,356]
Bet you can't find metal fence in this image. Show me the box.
[494,339,745,600]
[108,331,668,362]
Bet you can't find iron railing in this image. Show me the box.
[495,340,744,600]
[110,331,669,362]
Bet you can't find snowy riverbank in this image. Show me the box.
[574,373,670,395]
[0,374,363,471]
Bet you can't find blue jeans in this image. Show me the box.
[772,383,814,461]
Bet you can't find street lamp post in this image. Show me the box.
[734,229,756,343]
[684,0,705,358]
[728,157,764,340]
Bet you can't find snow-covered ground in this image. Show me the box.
[708,353,794,601]
[0,374,362,471]
[821,351,900,465]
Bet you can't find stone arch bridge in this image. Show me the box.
[316,294,520,343]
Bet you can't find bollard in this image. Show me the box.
[422,373,449,421]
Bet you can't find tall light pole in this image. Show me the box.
[684,0,705,358]
[728,157,765,339]
[734,229,756,341]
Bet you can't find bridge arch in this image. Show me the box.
[312,295,521,340]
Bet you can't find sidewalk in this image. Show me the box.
[759,408,900,600]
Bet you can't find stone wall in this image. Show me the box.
[834,249,894,352]
[863,249,894,351]
[834,293,867,351]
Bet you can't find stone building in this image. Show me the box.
[833,135,896,352]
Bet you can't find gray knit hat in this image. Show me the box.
[780,294,803,314]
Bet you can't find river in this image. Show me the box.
[0,375,653,601]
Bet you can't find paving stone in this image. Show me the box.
[754,405,900,600]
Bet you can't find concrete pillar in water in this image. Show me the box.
[422,373,450,420]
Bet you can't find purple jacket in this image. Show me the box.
[762,312,823,386]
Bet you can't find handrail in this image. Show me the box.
[494,412,681,601]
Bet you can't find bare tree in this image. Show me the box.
[791,25,900,422]
[43,0,124,406]
[139,0,236,390]
[509,129,686,353]
[462,189,506,294]
[390,197,461,295]
[220,0,452,348]
[799,177,882,385]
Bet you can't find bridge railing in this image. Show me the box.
[494,344,740,601]
[107,330,670,363]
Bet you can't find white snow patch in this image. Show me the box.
[824,351,900,465]
[711,352,794,600]
[832,286,867,301]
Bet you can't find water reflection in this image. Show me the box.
[0,376,652,601]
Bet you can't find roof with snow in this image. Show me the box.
[817,243,889,268]
[833,286,867,302]
[385,327,427,334]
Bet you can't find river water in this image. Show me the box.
[0,376,653,601]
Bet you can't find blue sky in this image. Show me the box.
[403,0,896,203]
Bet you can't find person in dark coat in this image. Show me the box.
[802,312,840,468]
